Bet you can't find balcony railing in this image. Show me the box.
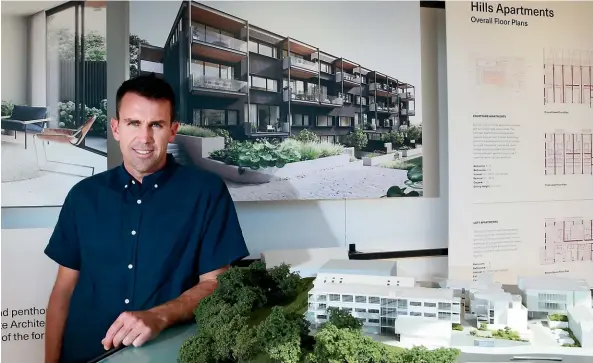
[283,56,319,73]
[336,72,361,84]
[192,27,247,53]
[192,75,248,93]
[401,109,408,116]
[399,91,415,100]
[370,103,388,112]
[370,83,397,94]
[283,88,320,103]
[320,94,344,106]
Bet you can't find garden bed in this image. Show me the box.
[362,152,398,166]
[197,153,351,184]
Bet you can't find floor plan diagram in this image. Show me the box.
[543,48,593,108]
[545,132,593,175]
[474,56,526,91]
[542,217,593,265]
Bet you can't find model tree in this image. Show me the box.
[178,262,460,363]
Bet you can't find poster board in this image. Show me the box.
[446,1,593,284]
[1,229,57,362]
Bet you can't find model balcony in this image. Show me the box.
[319,94,344,107]
[399,90,415,100]
[191,27,247,63]
[283,56,319,79]
[335,71,361,86]
[191,75,248,97]
[283,88,320,104]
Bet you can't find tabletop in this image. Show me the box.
[96,323,197,363]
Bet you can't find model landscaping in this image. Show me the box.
[177,261,460,363]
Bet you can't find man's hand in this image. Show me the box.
[101,310,166,350]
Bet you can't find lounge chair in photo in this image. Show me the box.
[32,116,96,177]
[1,105,51,149]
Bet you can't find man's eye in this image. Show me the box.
[152,124,162,128]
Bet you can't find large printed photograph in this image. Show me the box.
[1,1,108,207]
[132,0,424,202]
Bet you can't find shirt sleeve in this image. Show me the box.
[44,190,81,270]
[197,177,249,276]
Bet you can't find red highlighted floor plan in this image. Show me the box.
[542,218,593,265]
[545,132,593,175]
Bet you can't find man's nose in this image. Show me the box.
[137,126,154,142]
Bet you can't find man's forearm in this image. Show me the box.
[44,292,72,363]
[148,279,218,328]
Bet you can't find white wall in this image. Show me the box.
[1,15,29,105]
[28,12,46,107]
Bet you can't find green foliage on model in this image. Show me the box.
[177,262,460,363]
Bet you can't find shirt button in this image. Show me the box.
[137,199,142,204]
[124,185,128,188]
[132,181,135,184]
[124,299,130,304]
[131,230,136,235]
[154,184,158,188]
[128,264,133,269]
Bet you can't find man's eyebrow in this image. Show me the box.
[122,118,166,124]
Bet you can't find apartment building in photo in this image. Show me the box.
[138,1,416,143]
[305,259,461,345]
[517,276,592,318]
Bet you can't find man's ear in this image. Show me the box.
[110,118,120,141]
[169,120,179,143]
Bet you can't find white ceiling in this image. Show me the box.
[1,1,66,16]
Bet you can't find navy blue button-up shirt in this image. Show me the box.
[44,154,249,363]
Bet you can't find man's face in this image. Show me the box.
[110,92,178,180]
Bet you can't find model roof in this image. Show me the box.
[311,281,455,301]
[518,276,591,292]
[318,259,397,277]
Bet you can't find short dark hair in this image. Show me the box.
[115,74,176,122]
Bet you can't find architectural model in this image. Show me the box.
[261,247,593,357]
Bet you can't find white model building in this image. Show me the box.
[306,259,462,347]
[444,273,528,333]
[567,304,593,348]
[517,276,592,318]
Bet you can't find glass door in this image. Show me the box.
[46,0,107,155]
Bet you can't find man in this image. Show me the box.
[43,75,249,363]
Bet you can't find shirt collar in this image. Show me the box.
[115,153,178,192]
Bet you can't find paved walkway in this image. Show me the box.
[225,160,410,201]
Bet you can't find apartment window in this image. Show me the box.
[342,307,352,312]
[397,311,408,315]
[316,295,327,302]
[355,296,366,303]
[410,312,422,317]
[193,109,236,126]
[250,76,277,92]
[317,115,331,127]
[410,301,422,307]
[192,60,234,80]
[538,302,566,311]
[329,294,340,302]
[342,295,353,303]
[368,319,380,324]
[317,315,327,320]
[191,22,235,46]
[228,110,238,125]
[249,40,277,58]
[292,114,309,126]
[339,116,351,127]
[245,104,280,132]
[368,309,380,314]
[318,303,327,309]
[538,293,567,302]
[319,135,335,143]
[320,61,332,74]
[424,302,437,308]
[369,297,380,304]
[202,109,225,126]
[355,308,366,313]
[424,313,437,318]
[361,75,367,84]
[438,312,452,320]
[438,303,452,311]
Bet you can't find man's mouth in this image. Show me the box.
[133,149,154,156]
